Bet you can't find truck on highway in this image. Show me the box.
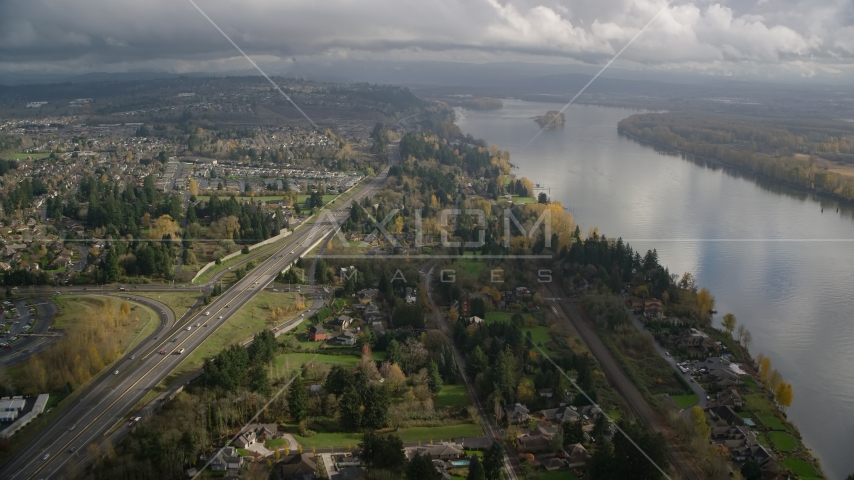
[127,416,142,427]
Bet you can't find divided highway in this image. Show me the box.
[1,145,397,480]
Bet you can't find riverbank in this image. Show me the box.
[619,128,854,208]
[455,99,853,478]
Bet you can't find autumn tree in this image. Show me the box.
[767,369,783,393]
[722,313,736,336]
[188,178,199,196]
[691,406,710,439]
[148,214,181,240]
[696,288,714,322]
[775,382,793,411]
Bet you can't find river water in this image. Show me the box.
[456,99,854,479]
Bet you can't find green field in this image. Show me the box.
[435,384,470,408]
[272,352,362,371]
[3,152,51,160]
[782,457,817,477]
[670,394,699,409]
[132,291,201,319]
[484,312,512,324]
[768,431,798,452]
[511,196,537,205]
[756,412,787,431]
[523,325,551,347]
[292,423,482,448]
[453,259,488,277]
[155,291,310,388]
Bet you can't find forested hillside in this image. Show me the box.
[619,113,854,202]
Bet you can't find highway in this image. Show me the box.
[1,143,397,480]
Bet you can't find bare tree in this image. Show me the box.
[742,329,752,352]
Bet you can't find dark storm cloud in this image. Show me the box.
[1,0,853,77]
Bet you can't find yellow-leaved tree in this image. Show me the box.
[775,382,793,411]
[696,288,714,322]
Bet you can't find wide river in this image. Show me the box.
[457,99,854,479]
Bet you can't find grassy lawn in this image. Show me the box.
[670,394,699,409]
[293,423,482,448]
[397,424,482,442]
[191,237,286,285]
[265,438,289,448]
[3,152,51,160]
[742,376,759,390]
[756,432,769,447]
[512,196,537,205]
[435,384,470,408]
[745,393,772,412]
[132,291,201,320]
[154,291,310,390]
[523,326,551,347]
[782,457,817,477]
[768,431,798,452]
[539,471,578,480]
[756,412,787,431]
[485,312,512,324]
[452,259,488,277]
[273,353,361,372]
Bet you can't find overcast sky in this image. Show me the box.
[2,0,853,81]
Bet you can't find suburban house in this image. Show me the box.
[407,442,464,460]
[710,425,774,465]
[274,453,317,479]
[516,433,552,453]
[716,388,744,407]
[328,329,357,346]
[328,315,353,331]
[541,404,580,424]
[504,403,530,424]
[308,325,327,342]
[674,328,718,355]
[209,446,242,472]
[234,424,278,449]
[565,443,591,468]
[357,288,378,302]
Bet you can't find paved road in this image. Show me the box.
[545,283,700,480]
[0,146,395,480]
[423,266,520,480]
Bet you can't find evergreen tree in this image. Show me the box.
[467,454,486,480]
[406,452,437,480]
[482,442,504,480]
[339,385,363,431]
[104,250,120,283]
[287,375,308,422]
[249,364,271,396]
[426,360,443,394]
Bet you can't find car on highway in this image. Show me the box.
[186,326,192,331]
[218,315,223,320]
[42,453,50,460]
[159,350,166,355]
[176,348,185,354]
[195,323,201,327]
[114,370,119,375]
[68,446,76,453]
[205,311,210,316]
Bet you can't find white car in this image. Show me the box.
[42,453,50,460]
[218,316,223,320]
[205,311,210,316]
[114,370,119,375]
[195,323,201,327]
[186,326,192,331]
